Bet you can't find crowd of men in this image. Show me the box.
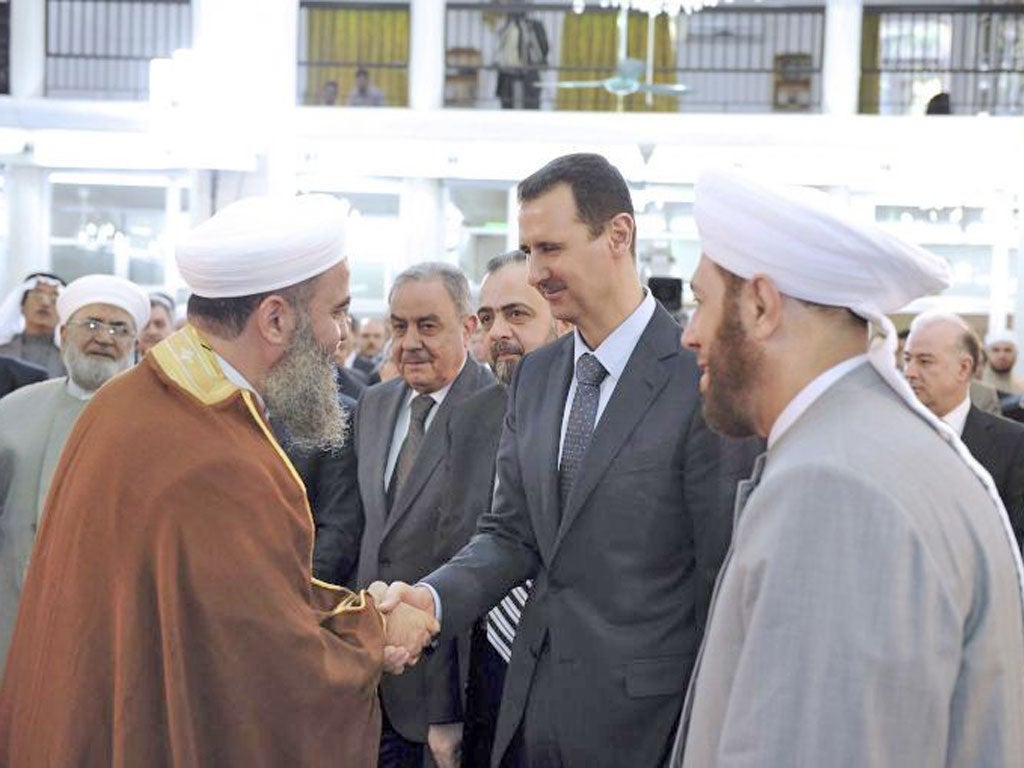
[0,153,1021,767]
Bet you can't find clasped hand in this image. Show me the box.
[367,581,439,675]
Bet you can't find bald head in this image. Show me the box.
[904,312,978,418]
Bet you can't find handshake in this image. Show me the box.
[367,581,440,676]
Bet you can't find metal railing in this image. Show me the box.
[861,4,1024,115]
[45,0,192,100]
[444,2,824,113]
[297,0,410,106]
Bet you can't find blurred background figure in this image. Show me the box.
[347,68,385,107]
[136,291,176,358]
[0,272,68,378]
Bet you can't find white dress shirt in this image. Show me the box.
[214,353,265,412]
[383,359,464,489]
[941,394,972,436]
[558,290,656,463]
[768,354,869,449]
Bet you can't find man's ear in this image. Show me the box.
[746,275,784,341]
[58,323,69,350]
[607,213,635,259]
[462,313,478,344]
[253,294,295,347]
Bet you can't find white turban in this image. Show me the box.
[695,169,950,318]
[985,329,1016,347]
[57,275,151,332]
[175,194,348,299]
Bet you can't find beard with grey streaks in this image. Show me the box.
[62,343,133,392]
[264,311,348,453]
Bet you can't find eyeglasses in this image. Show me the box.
[71,319,134,339]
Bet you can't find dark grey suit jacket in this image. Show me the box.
[355,358,495,742]
[424,305,760,768]
[962,405,1024,552]
[0,357,47,399]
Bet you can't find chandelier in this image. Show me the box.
[571,0,720,15]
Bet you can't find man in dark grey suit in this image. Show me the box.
[436,250,570,767]
[905,311,1024,551]
[384,154,759,767]
[355,262,494,768]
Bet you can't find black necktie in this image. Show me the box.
[558,353,608,511]
[387,393,434,512]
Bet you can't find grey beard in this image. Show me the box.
[264,317,348,453]
[494,358,517,385]
[63,345,132,391]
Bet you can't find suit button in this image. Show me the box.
[379,558,391,568]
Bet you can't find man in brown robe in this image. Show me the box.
[0,194,436,767]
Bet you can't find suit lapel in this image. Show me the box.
[553,309,674,553]
[383,362,485,538]
[961,406,994,464]
[366,382,407,530]
[532,340,574,558]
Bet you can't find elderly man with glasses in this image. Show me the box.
[0,273,149,670]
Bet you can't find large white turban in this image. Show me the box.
[57,274,151,331]
[695,169,950,319]
[175,194,348,299]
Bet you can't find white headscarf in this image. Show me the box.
[175,194,348,298]
[0,274,64,346]
[696,168,1024,602]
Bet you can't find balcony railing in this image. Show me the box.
[861,4,1024,115]
[297,0,410,106]
[45,0,192,100]
[445,2,824,113]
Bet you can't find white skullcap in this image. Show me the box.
[57,274,151,331]
[175,194,348,298]
[695,169,951,317]
[985,329,1017,347]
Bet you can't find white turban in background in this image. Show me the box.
[694,168,1024,598]
[0,274,65,346]
[175,194,348,298]
[57,274,151,332]
[985,329,1017,347]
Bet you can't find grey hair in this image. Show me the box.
[909,311,980,368]
[389,262,472,317]
[485,249,527,277]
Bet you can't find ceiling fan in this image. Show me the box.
[539,6,691,104]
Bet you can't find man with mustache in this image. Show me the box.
[0,196,438,767]
[355,262,495,768]
[668,170,1024,766]
[436,249,570,766]
[0,273,149,671]
[0,272,67,377]
[385,154,759,768]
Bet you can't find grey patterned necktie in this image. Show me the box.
[558,352,608,511]
[387,393,434,512]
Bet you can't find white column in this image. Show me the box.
[10,0,46,98]
[3,167,50,295]
[1014,185,1024,374]
[822,0,863,116]
[400,179,446,269]
[409,0,445,110]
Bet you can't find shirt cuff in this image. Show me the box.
[417,581,443,625]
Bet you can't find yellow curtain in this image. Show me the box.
[858,12,880,114]
[557,10,677,113]
[305,8,410,106]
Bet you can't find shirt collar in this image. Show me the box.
[572,290,656,382]
[768,353,869,449]
[214,352,265,411]
[65,376,95,401]
[941,394,972,436]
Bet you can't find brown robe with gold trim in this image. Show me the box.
[0,326,383,767]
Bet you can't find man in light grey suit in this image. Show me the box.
[0,275,148,673]
[354,262,493,768]
[670,169,1024,766]
[382,154,760,768]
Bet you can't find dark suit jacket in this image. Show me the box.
[355,359,495,742]
[278,395,363,587]
[961,405,1024,552]
[424,305,761,768]
[336,365,366,401]
[0,356,47,399]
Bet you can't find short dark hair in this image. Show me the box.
[187,275,318,339]
[518,153,635,254]
[485,249,527,277]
